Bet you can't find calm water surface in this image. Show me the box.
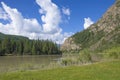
[0,55,61,72]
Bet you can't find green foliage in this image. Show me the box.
[71,23,120,53]
[103,46,120,59]
[0,34,61,55]
[0,32,28,40]
[72,29,93,48]
[72,29,105,49]
[61,58,73,66]
[79,49,92,63]
[0,60,120,80]
[32,44,36,55]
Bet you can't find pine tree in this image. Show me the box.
[2,37,11,54]
[18,41,24,55]
[32,44,36,55]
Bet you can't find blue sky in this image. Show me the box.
[0,0,115,44]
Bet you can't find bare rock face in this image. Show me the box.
[90,1,120,33]
[60,37,81,51]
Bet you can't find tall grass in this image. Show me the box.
[0,60,119,80]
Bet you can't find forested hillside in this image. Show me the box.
[0,33,61,56]
[61,0,120,53]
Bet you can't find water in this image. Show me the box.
[0,55,61,72]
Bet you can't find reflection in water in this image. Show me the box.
[0,55,61,72]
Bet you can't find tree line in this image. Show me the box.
[0,37,61,56]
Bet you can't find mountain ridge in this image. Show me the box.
[61,0,120,52]
[0,32,29,40]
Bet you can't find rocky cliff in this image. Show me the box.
[60,37,81,51]
[61,0,120,52]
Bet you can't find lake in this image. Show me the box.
[0,55,61,72]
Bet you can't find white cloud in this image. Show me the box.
[36,0,61,34]
[62,7,70,16]
[84,17,94,29]
[0,1,73,44]
[0,2,41,35]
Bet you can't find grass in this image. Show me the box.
[0,60,120,80]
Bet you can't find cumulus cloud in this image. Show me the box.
[0,2,41,36]
[0,1,73,44]
[36,0,61,34]
[84,17,94,29]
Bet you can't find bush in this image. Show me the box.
[79,49,92,63]
[103,46,120,59]
[60,54,80,66]
[61,58,72,66]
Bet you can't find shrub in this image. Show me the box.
[79,49,92,63]
[103,46,120,59]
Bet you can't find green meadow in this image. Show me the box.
[0,60,119,80]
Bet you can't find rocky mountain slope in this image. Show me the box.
[61,0,120,52]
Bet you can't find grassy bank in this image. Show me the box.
[0,60,120,80]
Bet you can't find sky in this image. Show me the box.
[0,0,115,44]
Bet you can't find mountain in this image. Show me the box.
[0,32,29,40]
[61,0,120,52]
